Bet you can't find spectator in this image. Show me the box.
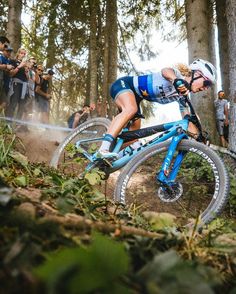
[35,68,54,124]
[0,46,14,110]
[25,57,37,118]
[0,36,14,110]
[67,103,95,129]
[214,90,229,148]
[34,64,43,86]
[5,48,29,119]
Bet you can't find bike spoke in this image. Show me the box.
[119,148,219,227]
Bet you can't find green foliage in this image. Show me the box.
[181,153,214,182]
[138,250,221,293]
[35,233,130,294]
[229,172,236,215]
[0,127,15,167]
[0,120,236,293]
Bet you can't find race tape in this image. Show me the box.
[0,116,98,135]
[0,116,73,132]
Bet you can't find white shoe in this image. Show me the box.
[94,150,119,160]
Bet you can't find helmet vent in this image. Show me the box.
[205,63,213,75]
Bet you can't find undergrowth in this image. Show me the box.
[0,122,236,293]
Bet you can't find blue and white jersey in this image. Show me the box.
[132,68,183,102]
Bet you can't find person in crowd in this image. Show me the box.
[0,36,10,51]
[35,68,54,124]
[34,64,43,86]
[0,36,14,110]
[5,48,29,119]
[95,58,216,159]
[25,57,37,118]
[67,103,95,129]
[0,46,14,110]
[214,90,229,147]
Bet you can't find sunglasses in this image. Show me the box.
[193,73,212,88]
[203,79,212,88]
[37,69,43,72]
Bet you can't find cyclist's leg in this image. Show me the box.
[107,91,138,137]
[98,78,139,157]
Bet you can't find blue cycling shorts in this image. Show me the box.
[110,76,143,115]
[110,76,135,100]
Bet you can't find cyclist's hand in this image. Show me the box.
[173,79,190,95]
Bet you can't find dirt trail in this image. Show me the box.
[16,128,68,164]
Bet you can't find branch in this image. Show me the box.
[40,212,166,239]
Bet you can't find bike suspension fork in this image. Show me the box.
[156,134,188,184]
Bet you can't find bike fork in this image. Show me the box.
[156,134,187,185]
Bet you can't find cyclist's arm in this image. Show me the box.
[35,85,50,99]
[161,68,177,82]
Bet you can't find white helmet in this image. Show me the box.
[190,59,216,84]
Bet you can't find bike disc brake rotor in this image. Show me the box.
[158,182,183,202]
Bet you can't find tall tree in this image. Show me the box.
[102,0,118,118]
[0,0,8,34]
[216,0,230,96]
[7,0,22,52]
[46,0,59,69]
[185,0,217,142]
[226,0,236,153]
[87,0,99,115]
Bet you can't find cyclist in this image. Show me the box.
[97,58,216,158]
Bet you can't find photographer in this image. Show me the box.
[0,36,14,110]
[35,68,54,124]
[67,103,95,129]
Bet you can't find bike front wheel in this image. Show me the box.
[50,118,111,176]
[114,139,229,227]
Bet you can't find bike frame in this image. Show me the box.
[76,117,190,186]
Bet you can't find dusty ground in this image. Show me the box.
[16,128,68,164]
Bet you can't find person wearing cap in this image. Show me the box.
[0,46,14,109]
[214,90,229,147]
[35,68,54,124]
[0,36,14,110]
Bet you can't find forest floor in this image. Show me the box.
[1,126,236,293]
[16,128,67,164]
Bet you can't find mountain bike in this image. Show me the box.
[50,97,229,227]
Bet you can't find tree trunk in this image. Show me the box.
[7,0,22,53]
[216,0,230,97]
[88,0,99,117]
[46,0,58,69]
[102,1,110,118]
[185,0,217,142]
[102,0,118,119]
[107,0,118,118]
[226,0,236,152]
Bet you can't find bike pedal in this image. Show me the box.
[100,158,113,167]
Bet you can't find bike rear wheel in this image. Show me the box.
[50,118,111,176]
[114,139,229,227]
